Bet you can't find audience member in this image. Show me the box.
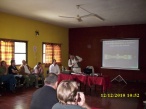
[19,60,36,88]
[30,73,58,109]
[52,80,91,109]
[0,61,16,93]
[8,60,25,87]
[33,62,44,88]
[68,55,82,73]
[49,59,60,75]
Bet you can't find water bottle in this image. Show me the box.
[62,66,64,72]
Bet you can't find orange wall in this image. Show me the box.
[0,12,69,76]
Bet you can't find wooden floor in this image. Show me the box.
[0,82,146,109]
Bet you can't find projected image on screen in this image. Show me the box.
[102,39,139,70]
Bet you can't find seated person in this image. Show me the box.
[49,59,60,75]
[30,73,58,109]
[33,62,44,88]
[52,80,91,109]
[0,61,16,93]
[19,60,36,88]
[8,60,25,86]
[68,55,82,73]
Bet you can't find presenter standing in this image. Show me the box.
[68,55,82,73]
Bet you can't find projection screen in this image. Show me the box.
[101,39,139,70]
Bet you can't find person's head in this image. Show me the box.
[22,60,26,65]
[11,60,15,66]
[52,59,56,65]
[57,80,78,104]
[37,62,42,67]
[44,73,58,89]
[0,61,6,67]
[69,55,74,60]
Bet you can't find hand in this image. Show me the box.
[76,92,85,106]
[4,72,7,75]
[72,64,75,67]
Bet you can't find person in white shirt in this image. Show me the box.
[49,59,60,75]
[33,62,44,88]
[68,55,83,73]
[19,60,36,88]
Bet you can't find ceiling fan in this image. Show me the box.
[59,5,105,22]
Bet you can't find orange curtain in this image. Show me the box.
[53,44,61,63]
[45,44,53,64]
[45,43,61,67]
[0,40,14,65]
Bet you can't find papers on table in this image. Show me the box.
[71,73,81,75]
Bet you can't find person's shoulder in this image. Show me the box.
[52,103,83,109]
[32,86,44,95]
[56,64,59,67]
[49,64,53,67]
[42,86,56,91]
[34,65,37,69]
[8,65,12,69]
[52,103,62,109]
[26,64,30,68]
[19,65,24,68]
[68,104,83,109]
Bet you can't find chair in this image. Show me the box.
[0,81,7,93]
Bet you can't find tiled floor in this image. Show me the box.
[0,82,146,109]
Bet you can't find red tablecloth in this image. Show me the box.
[58,73,110,93]
[71,74,87,85]
[87,76,110,92]
[58,73,87,84]
[58,73,73,83]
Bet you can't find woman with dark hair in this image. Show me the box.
[8,60,25,87]
[52,80,91,109]
[0,61,16,93]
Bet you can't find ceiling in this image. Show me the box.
[0,0,146,28]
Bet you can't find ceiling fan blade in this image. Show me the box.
[93,14,105,21]
[80,14,93,18]
[78,5,92,14]
[59,16,75,18]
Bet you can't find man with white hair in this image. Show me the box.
[68,55,83,73]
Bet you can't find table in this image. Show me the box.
[87,76,110,92]
[58,73,110,93]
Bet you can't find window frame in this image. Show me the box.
[42,42,62,66]
[0,38,28,65]
[14,41,28,65]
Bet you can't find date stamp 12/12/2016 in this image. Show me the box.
[101,93,139,98]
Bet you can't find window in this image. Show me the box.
[14,42,27,65]
[0,39,27,65]
[43,43,61,66]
